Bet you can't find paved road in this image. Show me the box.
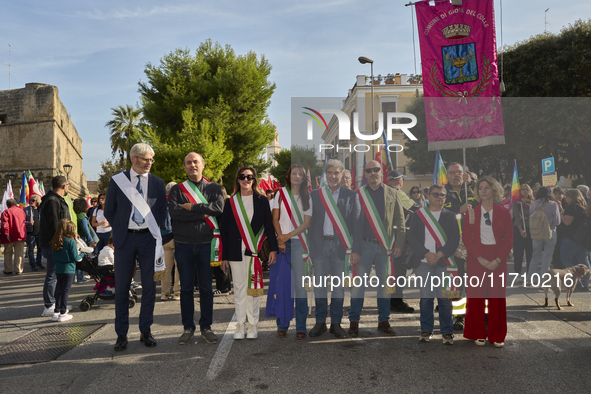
[1,256,590,393]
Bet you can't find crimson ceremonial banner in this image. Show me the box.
[415,0,504,150]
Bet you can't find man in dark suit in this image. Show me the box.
[308,159,362,339]
[104,143,167,351]
[348,160,406,337]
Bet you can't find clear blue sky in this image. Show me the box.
[2,0,589,180]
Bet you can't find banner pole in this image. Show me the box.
[463,148,468,203]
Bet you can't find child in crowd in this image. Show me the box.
[50,219,84,322]
[96,236,116,296]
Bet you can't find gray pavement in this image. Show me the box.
[1,254,590,393]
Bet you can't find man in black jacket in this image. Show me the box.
[24,195,43,271]
[168,152,224,345]
[39,176,71,317]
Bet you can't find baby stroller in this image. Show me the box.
[76,253,138,312]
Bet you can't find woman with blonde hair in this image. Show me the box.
[221,167,278,339]
[463,176,513,347]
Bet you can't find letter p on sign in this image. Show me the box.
[542,157,555,174]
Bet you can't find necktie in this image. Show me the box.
[132,175,145,226]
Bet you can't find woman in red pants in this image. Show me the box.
[462,176,513,348]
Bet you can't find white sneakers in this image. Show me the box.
[246,324,258,340]
[234,323,245,340]
[51,313,59,322]
[57,313,73,322]
[42,305,56,317]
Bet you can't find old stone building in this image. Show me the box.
[0,83,88,199]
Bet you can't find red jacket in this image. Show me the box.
[1,206,27,244]
[462,203,513,263]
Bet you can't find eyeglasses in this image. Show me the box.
[136,156,155,164]
[484,212,491,226]
[448,170,463,175]
[430,192,447,198]
[237,174,255,181]
[364,167,381,174]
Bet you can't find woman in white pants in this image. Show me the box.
[221,167,278,339]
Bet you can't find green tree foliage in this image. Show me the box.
[405,20,591,185]
[105,105,143,169]
[269,146,322,187]
[97,158,124,194]
[138,40,276,188]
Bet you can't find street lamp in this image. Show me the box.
[63,164,73,180]
[358,56,375,136]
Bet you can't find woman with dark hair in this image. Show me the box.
[463,176,513,348]
[526,186,561,283]
[91,193,112,255]
[560,189,589,290]
[73,198,96,283]
[272,164,312,339]
[552,186,568,269]
[409,185,427,208]
[221,167,278,340]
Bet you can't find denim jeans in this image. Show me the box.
[42,247,57,308]
[276,239,309,333]
[348,240,391,324]
[174,242,213,331]
[313,239,346,325]
[26,234,42,268]
[95,232,111,255]
[527,229,557,280]
[561,237,590,288]
[414,262,453,335]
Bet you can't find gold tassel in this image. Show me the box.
[153,270,166,282]
[385,285,396,295]
[247,288,264,297]
[442,290,460,299]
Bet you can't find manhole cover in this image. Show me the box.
[0,323,106,365]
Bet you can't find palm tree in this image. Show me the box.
[105,105,142,169]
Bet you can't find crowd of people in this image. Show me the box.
[2,143,591,351]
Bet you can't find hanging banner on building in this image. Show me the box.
[415,0,504,150]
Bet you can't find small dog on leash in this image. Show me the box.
[544,264,591,310]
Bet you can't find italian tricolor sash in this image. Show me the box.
[278,187,312,291]
[318,186,354,285]
[178,181,222,264]
[357,185,396,294]
[230,193,266,296]
[416,207,460,298]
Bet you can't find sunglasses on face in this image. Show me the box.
[364,167,381,174]
[411,191,420,194]
[484,212,491,226]
[430,192,447,198]
[237,174,255,181]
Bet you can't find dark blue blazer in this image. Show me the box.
[308,186,362,260]
[408,207,460,269]
[103,170,167,249]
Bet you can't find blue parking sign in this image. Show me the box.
[542,157,555,174]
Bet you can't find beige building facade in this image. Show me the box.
[0,83,88,199]
[322,73,431,191]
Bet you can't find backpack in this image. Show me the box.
[529,201,552,241]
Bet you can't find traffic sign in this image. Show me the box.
[542,171,557,187]
[542,157,555,174]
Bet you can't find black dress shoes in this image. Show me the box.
[140,331,157,347]
[114,335,128,351]
[309,322,327,337]
[329,324,347,339]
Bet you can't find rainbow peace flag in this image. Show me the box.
[18,172,29,207]
[432,150,448,186]
[510,159,521,206]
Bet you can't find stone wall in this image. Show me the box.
[0,83,88,199]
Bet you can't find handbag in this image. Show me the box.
[573,218,591,251]
[258,238,271,262]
